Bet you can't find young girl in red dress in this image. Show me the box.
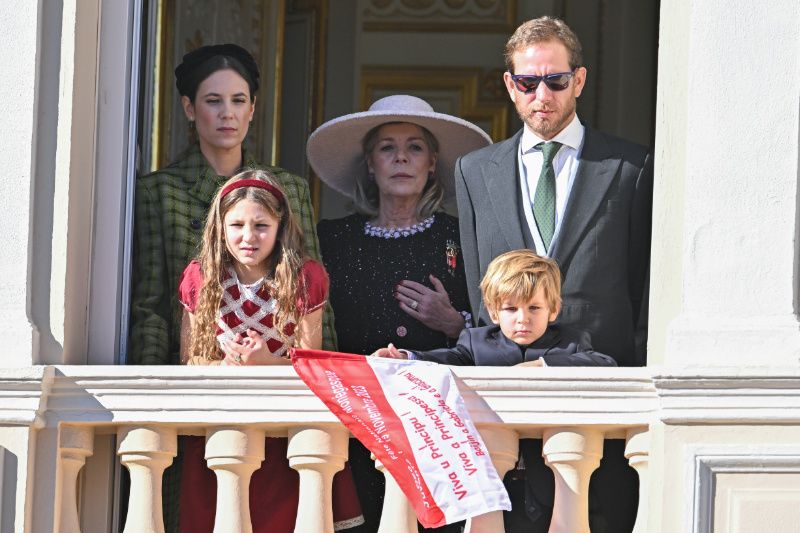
[177,169,363,532]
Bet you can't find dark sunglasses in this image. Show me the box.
[509,71,576,93]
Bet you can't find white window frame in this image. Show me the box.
[86,0,143,365]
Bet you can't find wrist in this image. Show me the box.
[400,349,416,360]
[444,308,466,338]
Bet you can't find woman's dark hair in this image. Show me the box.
[175,44,260,102]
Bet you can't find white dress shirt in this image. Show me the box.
[517,114,586,256]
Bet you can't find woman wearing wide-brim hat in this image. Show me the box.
[308,94,492,532]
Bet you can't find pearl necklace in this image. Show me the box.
[364,215,435,239]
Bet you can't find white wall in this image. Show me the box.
[648,0,800,528]
[0,1,39,367]
[650,0,800,366]
[0,427,35,532]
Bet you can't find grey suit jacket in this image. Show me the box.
[455,127,653,367]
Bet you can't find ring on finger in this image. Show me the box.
[410,299,419,310]
[234,354,243,363]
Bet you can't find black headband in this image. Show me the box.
[174,43,260,97]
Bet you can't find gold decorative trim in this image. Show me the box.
[152,0,285,168]
[153,0,175,170]
[312,0,328,215]
[266,0,286,165]
[289,0,328,216]
[361,66,509,142]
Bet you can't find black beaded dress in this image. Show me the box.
[318,212,469,355]
[317,212,470,533]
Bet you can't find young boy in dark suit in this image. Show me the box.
[373,249,615,368]
[374,249,617,532]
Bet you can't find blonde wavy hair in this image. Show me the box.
[352,121,443,219]
[504,16,583,72]
[480,250,562,318]
[190,169,306,361]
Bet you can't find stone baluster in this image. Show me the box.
[542,428,603,533]
[205,427,266,533]
[625,427,650,533]
[57,425,95,533]
[375,456,417,533]
[117,426,177,533]
[465,427,519,533]
[287,426,348,533]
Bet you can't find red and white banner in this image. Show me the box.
[292,349,511,528]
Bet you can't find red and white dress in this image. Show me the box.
[177,259,363,532]
[179,258,329,356]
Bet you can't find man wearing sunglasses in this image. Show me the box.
[454,16,651,532]
[456,16,652,369]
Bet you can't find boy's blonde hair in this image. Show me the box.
[191,169,306,361]
[480,250,562,316]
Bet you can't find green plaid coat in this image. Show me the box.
[128,144,337,365]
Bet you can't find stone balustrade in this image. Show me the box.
[0,365,657,532]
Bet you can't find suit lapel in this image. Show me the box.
[487,328,525,365]
[485,130,526,251]
[550,129,620,263]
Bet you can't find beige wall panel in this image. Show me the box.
[713,473,800,532]
[655,425,800,533]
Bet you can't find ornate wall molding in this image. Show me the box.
[362,0,516,33]
[687,445,800,533]
[361,66,510,141]
[653,368,800,424]
[0,367,53,427]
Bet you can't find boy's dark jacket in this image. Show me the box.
[413,323,617,532]
[413,324,616,367]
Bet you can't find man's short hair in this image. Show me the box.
[480,250,562,315]
[504,16,583,72]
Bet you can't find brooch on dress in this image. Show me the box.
[445,240,459,276]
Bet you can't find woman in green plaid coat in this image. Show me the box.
[127,44,346,532]
[129,44,335,366]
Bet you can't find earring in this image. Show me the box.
[368,172,375,181]
[428,171,434,180]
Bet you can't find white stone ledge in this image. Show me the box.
[0,366,657,435]
[455,367,657,435]
[654,366,800,424]
[5,365,799,430]
[0,366,53,426]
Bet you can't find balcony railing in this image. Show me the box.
[1,365,657,533]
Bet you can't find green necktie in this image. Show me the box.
[533,141,562,251]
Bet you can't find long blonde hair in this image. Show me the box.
[190,169,306,361]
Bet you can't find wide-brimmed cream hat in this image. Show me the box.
[306,95,492,199]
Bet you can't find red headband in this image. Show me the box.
[220,179,285,205]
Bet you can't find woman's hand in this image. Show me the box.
[395,275,464,338]
[221,331,291,366]
[371,343,407,359]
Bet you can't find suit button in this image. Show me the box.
[190,219,202,230]
[396,326,407,337]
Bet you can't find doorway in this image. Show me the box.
[137,0,659,219]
